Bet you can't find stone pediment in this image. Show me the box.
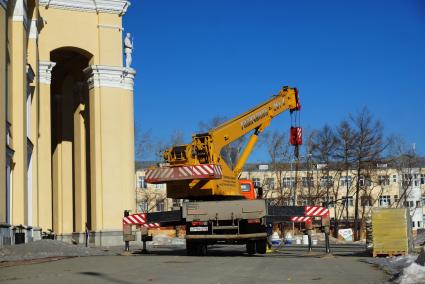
[39,0,130,15]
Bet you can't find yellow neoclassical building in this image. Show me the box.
[0,0,136,246]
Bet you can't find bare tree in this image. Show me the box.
[137,187,167,213]
[350,108,388,241]
[170,129,185,146]
[388,135,419,208]
[135,128,153,161]
[310,124,345,234]
[265,130,293,205]
[335,120,356,228]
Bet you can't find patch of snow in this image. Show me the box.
[398,262,425,284]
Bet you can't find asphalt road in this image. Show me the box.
[0,244,388,284]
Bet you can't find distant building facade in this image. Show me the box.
[135,163,425,230]
[241,164,425,230]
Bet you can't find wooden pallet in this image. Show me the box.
[373,250,408,257]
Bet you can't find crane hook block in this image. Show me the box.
[290,127,303,146]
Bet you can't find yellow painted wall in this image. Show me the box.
[0,7,6,223]
[38,8,123,66]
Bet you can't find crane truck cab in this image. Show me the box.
[239,179,256,200]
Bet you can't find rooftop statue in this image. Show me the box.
[124,33,133,68]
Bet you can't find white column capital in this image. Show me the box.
[39,0,131,15]
[39,61,57,85]
[84,65,136,91]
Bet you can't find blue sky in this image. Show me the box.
[124,0,425,162]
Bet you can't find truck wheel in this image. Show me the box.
[256,239,267,254]
[198,243,207,256]
[186,241,196,256]
[246,241,256,255]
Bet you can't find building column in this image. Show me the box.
[28,15,39,227]
[0,0,8,224]
[37,61,55,231]
[10,0,29,225]
[73,82,87,233]
[84,65,136,232]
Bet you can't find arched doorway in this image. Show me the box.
[50,48,92,234]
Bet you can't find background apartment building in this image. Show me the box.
[135,162,425,231]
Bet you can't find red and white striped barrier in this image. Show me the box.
[145,164,222,183]
[290,216,311,222]
[122,213,160,228]
[304,206,329,217]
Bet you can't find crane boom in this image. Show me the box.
[146,86,300,200]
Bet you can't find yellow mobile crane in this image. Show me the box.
[146,86,301,200]
[142,86,303,256]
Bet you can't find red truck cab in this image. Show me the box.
[239,179,256,200]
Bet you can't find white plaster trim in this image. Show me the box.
[84,65,136,91]
[12,0,29,29]
[98,24,124,31]
[39,0,130,15]
[0,0,7,10]
[29,19,38,39]
[38,61,57,85]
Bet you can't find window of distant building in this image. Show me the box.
[320,176,334,188]
[378,175,390,186]
[156,200,165,212]
[379,195,391,207]
[252,178,261,188]
[361,196,372,207]
[393,175,397,183]
[137,176,147,189]
[172,199,182,208]
[394,195,399,204]
[283,177,295,188]
[342,196,354,207]
[302,176,314,188]
[359,175,372,187]
[403,174,413,187]
[265,178,275,189]
[340,176,352,187]
[138,201,148,212]
[322,196,334,208]
[421,174,425,185]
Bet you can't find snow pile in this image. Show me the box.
[397,262,425,284]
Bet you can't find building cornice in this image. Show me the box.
[0,0,7,10]
[84,65,136,91]
[39,0,130,15]
[39,61,57,85]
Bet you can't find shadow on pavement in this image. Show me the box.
[80,271,135,284]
